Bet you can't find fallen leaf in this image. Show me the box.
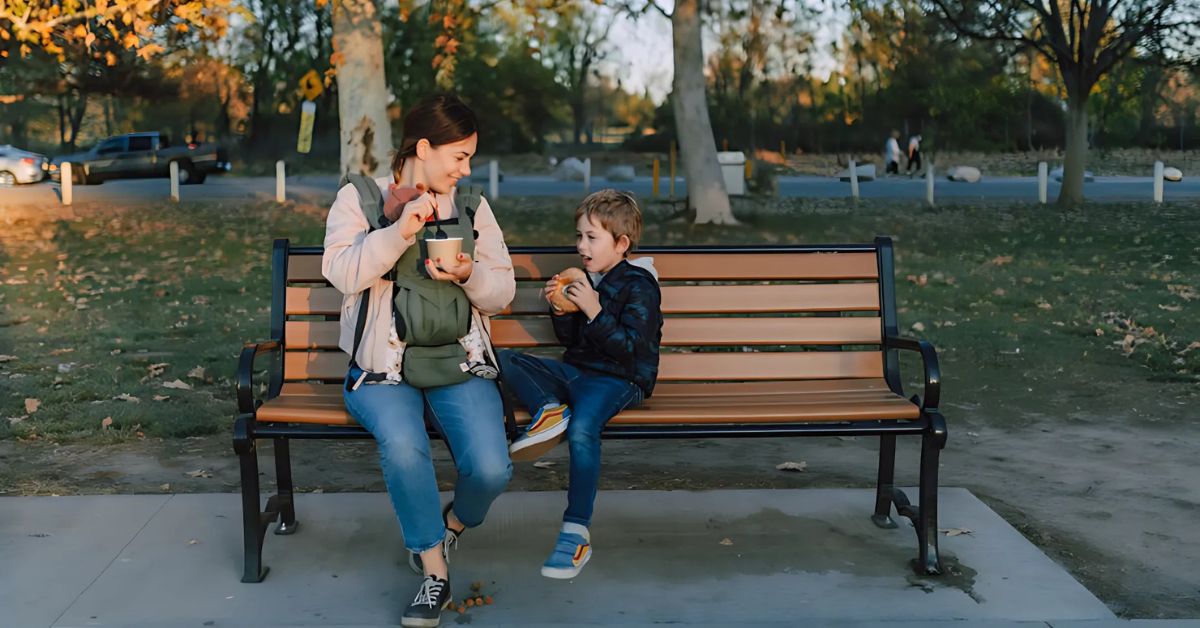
[911,322,926,332]
[163,379,192,390]
[1158,304,1183,312]
[159,483,171,492]
[310,488,324,494]
[993,288,1006,297]
[185,469,213,478]
[145,362,169,379]
[0,355,18,362]
[187,366,206,380]
[1167,284,1198,301]
[48,348,74,356]
[939,528,973,537]
[719,537,734,546]
[24,398,39,414]
[113,393,140,403]
[152,395,170,402]
[1179,342,1200,355]
[101,417,113,429]
[532,460,556,469]
[7,415,27,425]
[1094,328,1104,336]
[776,461,808,472]
[988,255,1014,266]
[1036,300,1053,310]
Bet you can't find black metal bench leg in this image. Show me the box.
[872,434,898,528]
[273,438,299,535]
[234,416,273,583]
[915,413,947,575]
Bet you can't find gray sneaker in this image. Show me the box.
[401,574,452,627]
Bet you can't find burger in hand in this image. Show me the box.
[546,267,588,313]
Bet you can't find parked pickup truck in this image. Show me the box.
[50,132,231,185]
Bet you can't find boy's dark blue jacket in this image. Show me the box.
[551,259,663,397]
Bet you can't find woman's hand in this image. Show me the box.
[564,280,601,320]
[426,252,473,283]
[397,192,438,240]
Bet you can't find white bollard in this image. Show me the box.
[276,160,286,203]
[849,159,859,200]
[1153,160,1164,204]
[169,161,180,202]
[926,163,935,206]
[583,158,591,193]
[1037,162,1048,204]
[61,162,73,206]
[489,160,499,200]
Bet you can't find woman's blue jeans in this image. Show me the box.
[343,367,513,553]
[498,350,642,527]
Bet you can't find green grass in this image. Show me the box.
[1,197,1197,442]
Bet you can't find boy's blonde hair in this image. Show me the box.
[575,189,643,253]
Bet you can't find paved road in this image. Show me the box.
[3,173,1197,206]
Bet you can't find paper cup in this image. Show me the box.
[425,237,463,267]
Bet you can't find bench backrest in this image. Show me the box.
[271,240,901,386]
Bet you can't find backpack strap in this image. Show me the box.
[341,173,394,390]
[341,173,387,231]
[454,184,483,224]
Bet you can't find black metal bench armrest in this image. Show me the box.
[237,340,282,415]
[884,335,941,411]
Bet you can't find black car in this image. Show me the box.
[51,132,231,185]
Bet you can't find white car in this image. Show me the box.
[0,145,49,186]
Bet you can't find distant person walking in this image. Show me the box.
[885,130,902,175]
[906,134,923,176]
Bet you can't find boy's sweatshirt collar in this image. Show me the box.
[588,257,660,286]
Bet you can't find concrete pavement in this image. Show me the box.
[3,487,1181,627]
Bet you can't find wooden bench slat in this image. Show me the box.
[287,255,325,283]
[257,383,916,426]
[283,349,882,382]
[510,252,879,281]
[285,317,883,349]
[278,378,898,399]
[290,250,881,283]
[284,283,881,317]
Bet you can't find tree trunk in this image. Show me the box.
[1058,97,1089,206]
[671,0,735,225]
[333,0,393,177]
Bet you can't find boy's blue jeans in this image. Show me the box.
[498,350,643,527]
[343,366,513,553]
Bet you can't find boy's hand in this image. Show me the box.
[564,280,601,320]
[543,275,565,314]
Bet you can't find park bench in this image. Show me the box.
[233,238,948,583]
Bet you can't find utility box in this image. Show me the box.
[717,151,747,195]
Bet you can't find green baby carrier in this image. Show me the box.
[341,174,487,390]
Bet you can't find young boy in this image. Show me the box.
[498,189,663,579]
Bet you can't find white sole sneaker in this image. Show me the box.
[509,417,569,462]
[541,548,590,579]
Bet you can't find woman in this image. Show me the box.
[322,94,514,628]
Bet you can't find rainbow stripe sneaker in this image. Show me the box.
[541,523,592,579]
[509,403,571,461]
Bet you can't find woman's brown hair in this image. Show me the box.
[391,94,478,179]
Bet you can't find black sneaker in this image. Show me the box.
[401,574,452,627]
[407,502,464,574]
